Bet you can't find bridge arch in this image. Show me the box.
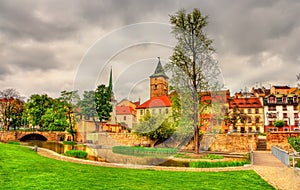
[20,133,47,142]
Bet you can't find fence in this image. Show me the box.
[271,146,290,167]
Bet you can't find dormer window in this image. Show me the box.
[268,96,275,103]
[293,96,298,103]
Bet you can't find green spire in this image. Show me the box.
[108,67,113,91]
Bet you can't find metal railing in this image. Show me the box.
[271,146,290,166]
[290,152,300,169]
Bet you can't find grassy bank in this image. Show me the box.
[0,143,274,190]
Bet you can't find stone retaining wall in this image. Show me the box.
[266,132,300,151]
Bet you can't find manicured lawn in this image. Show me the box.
[0,143,274,190]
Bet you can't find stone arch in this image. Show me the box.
[20,133,47,142]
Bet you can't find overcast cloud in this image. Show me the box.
[0,0,299,102]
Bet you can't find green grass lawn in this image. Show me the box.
[0,143,274,190]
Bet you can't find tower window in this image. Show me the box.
[154,85,157,90]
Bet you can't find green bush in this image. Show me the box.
[7,141,20,145]
[189,160,250,168]
[65,150,87,159]
[201,154,224,160]
[288,137,300,152]
[63,141,76,145]
[112,146,177,157]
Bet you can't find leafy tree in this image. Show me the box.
[95,84,112,131]
[166,9,221,153]
[23,94,54,129]
[77,85,112,132]
[134,111,175,144]
[41,98,69,132]
[59,90,80,140]
[0,88,23,130]
[77,90,98,130]
[274,120,285,127]
[9,99,25,130]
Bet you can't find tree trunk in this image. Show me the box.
[194,127,200,154]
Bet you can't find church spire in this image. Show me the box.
[150,57,169,79]
[108,67,113,92]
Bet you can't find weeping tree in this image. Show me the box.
[166,9,222,154]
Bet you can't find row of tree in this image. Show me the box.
[0,85,113,140]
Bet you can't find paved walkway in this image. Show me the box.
[37,147,300,189]
[253,151,300,190]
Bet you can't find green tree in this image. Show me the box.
[167,9,221,153]
[134,111,175,144]
[0,88,23,130]
[41,98,69,132]
[274,120,285,128]
[23,94,54,129]
[95,84,112,131]
[78,85,112,132]
[9,99,25,130]
[59,90,80,140]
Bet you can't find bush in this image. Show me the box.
[7,141,20,145]
[201,154,224,160]
[189,160,250,168]
[63,141,76,145]
[65,150,87,159]
[288,136,300,152]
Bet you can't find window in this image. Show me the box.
[294,113,299,118]
[294,105,298,111]
[283,113,287,118]
[248,117,252,123]
[140,110,143,115]
[255,117,260,123]
[154,85,158,90]
[123,116,126,121]
[295,120,299,127]
[283,105,287,111]
[248,109,251,114]
[268,106,276,111]
[165,108,168,114]
[255,108,259,114]
[159,109,162,114]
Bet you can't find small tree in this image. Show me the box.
[274,120,285,128]
[134,111,175,144]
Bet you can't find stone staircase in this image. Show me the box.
[256,138,267,151]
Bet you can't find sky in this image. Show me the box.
[1,0,300,103]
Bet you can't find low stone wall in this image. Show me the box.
[208,134,258,153]
[266,132,300,151]
[108,133,155,147]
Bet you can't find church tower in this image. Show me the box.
[149,57,169,98]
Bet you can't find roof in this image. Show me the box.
[272,85,290,89]
[149,57,169,79]
[229,97,263,108]
[116,106,135,115]
[136,95,171,109]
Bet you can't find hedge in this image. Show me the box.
[65,150,87,159]
[189,160,250,168]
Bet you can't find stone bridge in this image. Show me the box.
[0,131,66,142]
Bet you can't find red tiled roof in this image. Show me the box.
[136,96,171,109]
[229,97,262,108]
[116,106,135,115]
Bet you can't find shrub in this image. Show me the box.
[288,136,300,152]
[7,141,20,145]
[65,150,87,159]
[189,160,250,168]
[63,141,76,145]
[201,154,224,160]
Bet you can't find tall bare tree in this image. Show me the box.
[166,9,221,154]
